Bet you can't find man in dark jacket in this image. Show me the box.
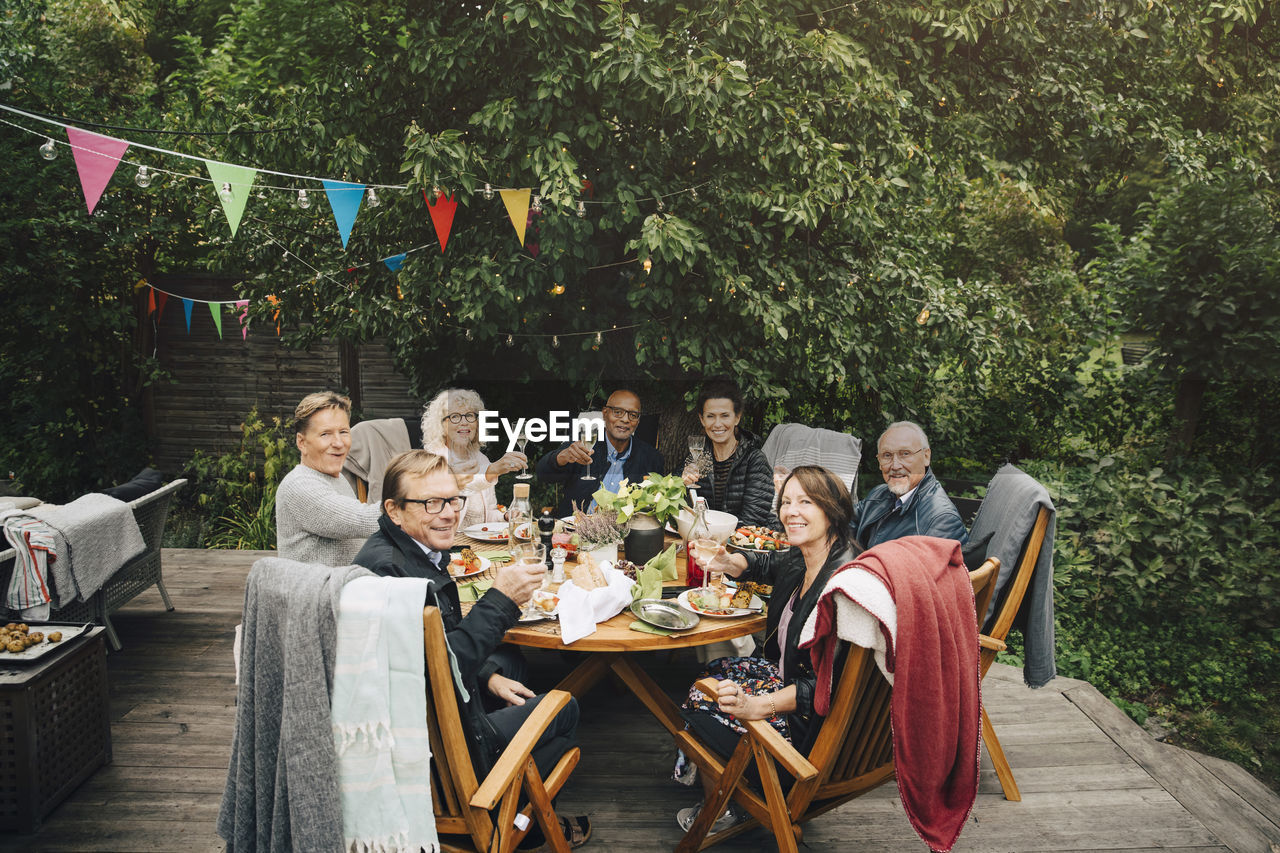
[851,421,968,548]
[535,388,664,516]
[352,450,580,782]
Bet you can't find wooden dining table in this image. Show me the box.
[454,531,765,739]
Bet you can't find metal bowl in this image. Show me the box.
[630,598,699,631]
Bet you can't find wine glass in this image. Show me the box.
[514,543,548,619]
[692,538,724,592]
[578,409,602,481]
[685,434,708,481]
[515,427,533,480]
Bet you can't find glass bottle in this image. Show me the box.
[508,483,532,557]
[685,496,710,588]
[537,508,556,569]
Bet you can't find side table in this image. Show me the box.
[0,626,112,833]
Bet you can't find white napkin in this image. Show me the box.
[557,562,635,644]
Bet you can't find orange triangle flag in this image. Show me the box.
[499,189,531,246]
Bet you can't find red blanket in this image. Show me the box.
[799,536,980,853]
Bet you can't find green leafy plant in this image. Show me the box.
[592,474,688,526]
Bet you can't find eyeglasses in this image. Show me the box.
[602,405,642,422]
[401,495,466,514]
[877,448,926,466]
[442,412,479,424]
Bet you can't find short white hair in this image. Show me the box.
[879,420,930,451]
[421,388,487,451]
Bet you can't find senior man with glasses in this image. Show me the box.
[351,451,592,846]
[535,387,664,517]
[850,421,968,549]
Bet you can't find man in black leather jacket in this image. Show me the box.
[353,450,578,779]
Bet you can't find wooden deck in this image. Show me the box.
[5,548,1279,853]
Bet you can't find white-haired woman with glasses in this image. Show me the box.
[421,388,529,529]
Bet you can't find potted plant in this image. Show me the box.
[570,502,627,565]
[593,474,688,565]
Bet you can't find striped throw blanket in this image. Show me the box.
[332,576,437,853]
[2,513,58,610]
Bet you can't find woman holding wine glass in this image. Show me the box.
[681,378,776,526]
[421,388,528,529]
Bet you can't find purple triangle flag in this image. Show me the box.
[66,127,129,215]
[383,253,407,273]
[322,179,365,249]
[182,298,194,333]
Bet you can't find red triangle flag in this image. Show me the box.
[66,127,129,215]
[147,288,156,315]
[156,292,168,320]
[425,190,458,253]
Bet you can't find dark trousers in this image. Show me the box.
[488,692,580,781]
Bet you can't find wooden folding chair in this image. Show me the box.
[673,560,998,853]
[422,607,582,853]
[976,505,1051,802]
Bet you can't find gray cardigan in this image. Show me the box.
[218,557,373,852]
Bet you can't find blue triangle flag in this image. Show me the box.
[383,253,407,273]
[322,179,365,249]
[183,298,194,333]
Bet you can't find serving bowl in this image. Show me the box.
[674,508,738,542]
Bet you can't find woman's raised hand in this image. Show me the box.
[486,451,528,480]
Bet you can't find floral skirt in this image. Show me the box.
[681,655,790,741]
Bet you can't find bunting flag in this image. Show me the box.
[209,302,223,339]
[235,299,249,340]
[147,289,156,315]
[156,291,168,320]
[182,298,194,333]
[267,294,282,336]
[322,179,365,249]
[204,160,257,237]
[425,190,458,253]
[499,189,531,246]
[383,253,406,272]
[65,127,129,215]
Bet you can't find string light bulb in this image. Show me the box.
[577,201,586,218]
[531,195,542,213]
[552,335,560,348]
[219,182,234,203]
[655,196,665,211]
[916,307,931,325]
[296,189,311,209]
[690,187,698,200]
[642,258,652,275]
[550,283,566,295]
[483,183,494,200]
[366,188,380,207]
[465,328,473,340]
[39,138,56,160]
[506,334,514,347]
[595,331,603,345]
[134,166,153,188]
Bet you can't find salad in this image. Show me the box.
[729,526,790,551]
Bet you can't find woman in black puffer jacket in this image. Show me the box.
[681,379,777,527]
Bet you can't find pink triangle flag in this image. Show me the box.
[236,300,249,340]
[66,127,129,215]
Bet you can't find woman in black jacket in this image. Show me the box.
[681,379,776,526]
[352,450,592,848]
[674,465,859,832]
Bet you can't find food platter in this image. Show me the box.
[677,589,764,619]
[449,553,492,578]
[723,578,773,599]
[727,525,790,554]
[0,622,90,664]
[462,522,532,542]
[631,598,700,631]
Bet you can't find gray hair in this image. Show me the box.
[420,388,487,451]
[880,420,930,451]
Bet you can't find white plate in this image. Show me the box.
[727,540,790,555]
[448,554,492,578]
[677,589,763,618]
[462,522,531,542]
[559,515,576,530]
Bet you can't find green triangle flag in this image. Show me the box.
[204,160,257,237]
[209,302,223,339]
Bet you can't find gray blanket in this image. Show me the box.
[967,464,1057,688]
[29,493,145,603]
[217,558,374,853]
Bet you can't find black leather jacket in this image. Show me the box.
[687,428,777,527]
[739,542,857,753]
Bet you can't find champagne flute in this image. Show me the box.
[692,538,724,593]
[515,427,533,480]
[578,409,602,481]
